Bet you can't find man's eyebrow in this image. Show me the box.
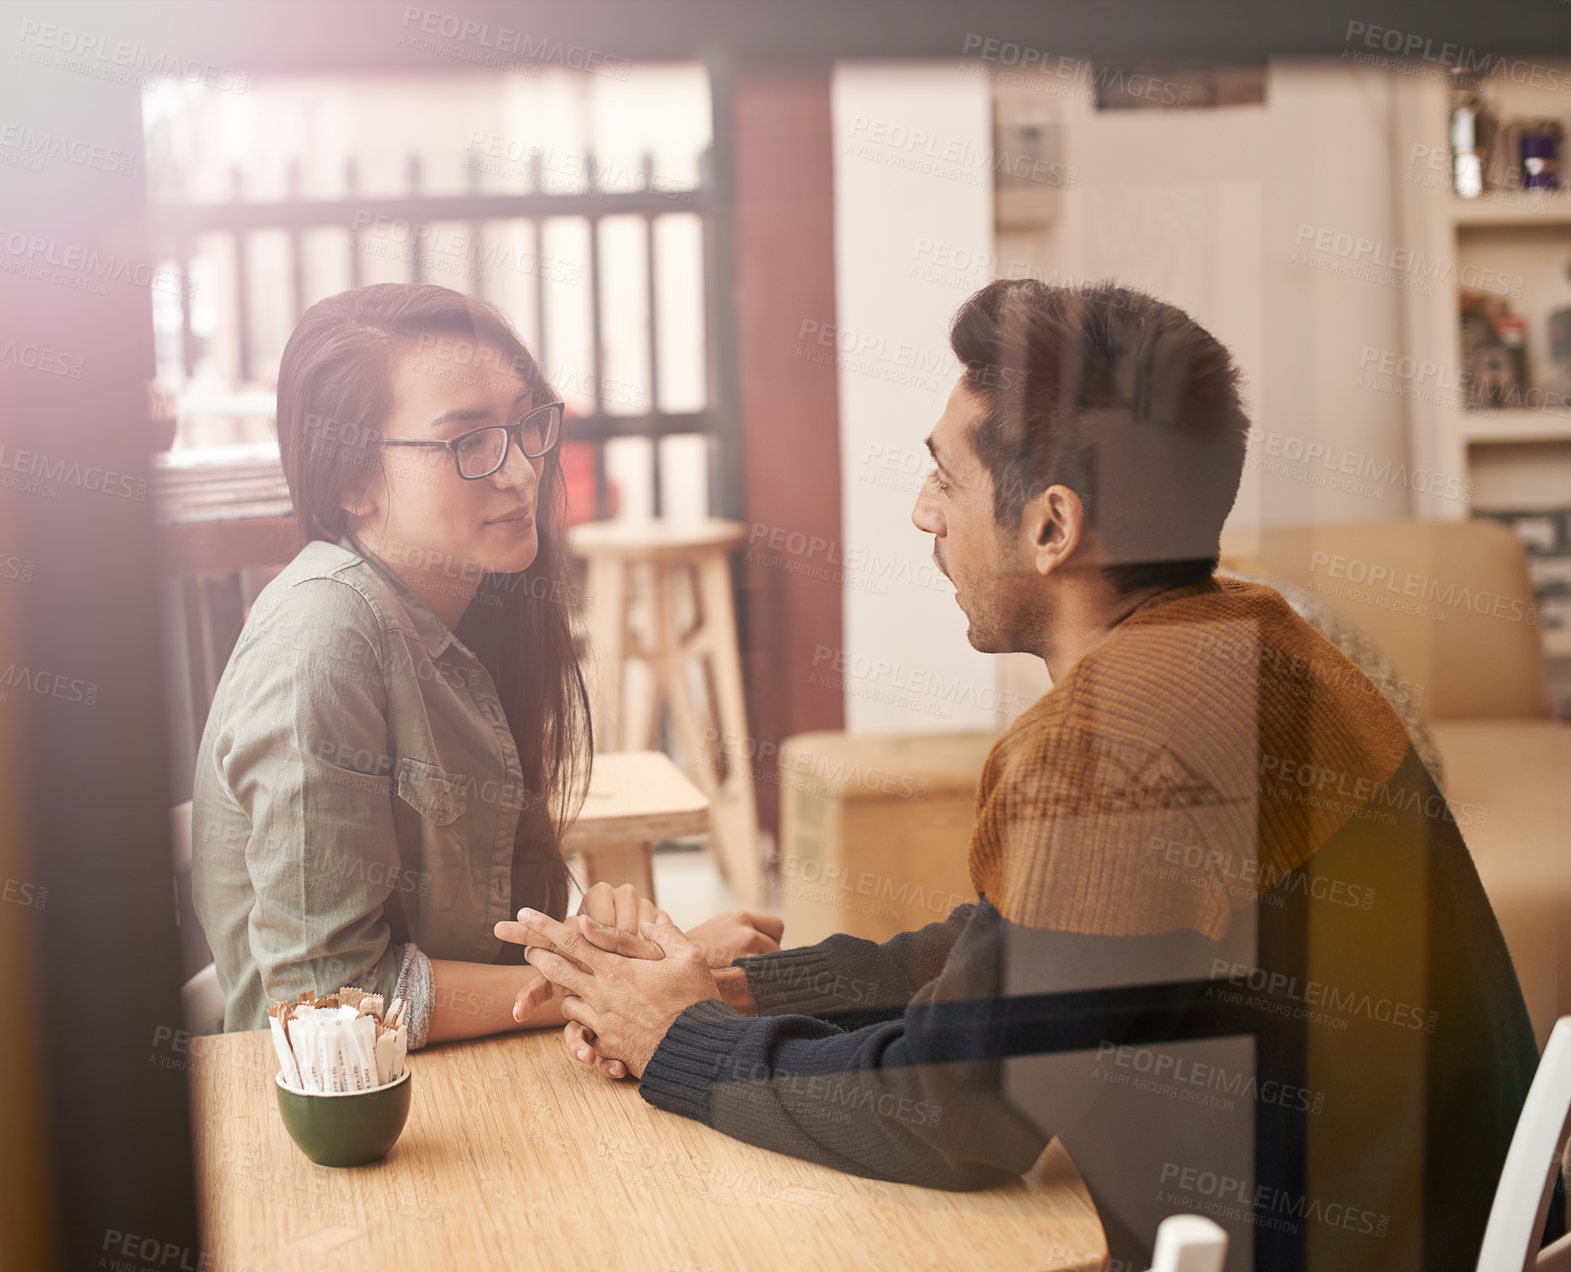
[426,390,532,433]
[923,434,957,479]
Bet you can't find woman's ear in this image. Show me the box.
[339,477,376,521]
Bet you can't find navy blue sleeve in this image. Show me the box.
[732,904,978,1021]
[640,897,1050,1190]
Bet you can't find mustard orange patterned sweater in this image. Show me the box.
[640,578,1545,1272]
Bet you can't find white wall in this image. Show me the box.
[825,60,1423,732]
[982,59,1414,712]
[831,62,1002,734]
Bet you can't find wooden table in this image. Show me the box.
[562,751,711,903]
[191,1029,1107,1271]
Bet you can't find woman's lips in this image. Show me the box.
[487,508,534,530]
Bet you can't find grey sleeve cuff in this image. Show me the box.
[736,945,864,1017]
[638,998,740,1123]
[393,942,435,1050]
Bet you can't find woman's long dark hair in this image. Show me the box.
[275,282,589,923]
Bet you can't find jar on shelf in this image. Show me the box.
[1449,69,1496,197]
[1520,119,1563,191]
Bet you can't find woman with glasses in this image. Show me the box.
[192,283,780,1054]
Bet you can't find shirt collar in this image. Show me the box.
[337,531,457,659]
[1127,574,1226,621]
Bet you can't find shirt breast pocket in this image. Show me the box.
[395,756,471,910]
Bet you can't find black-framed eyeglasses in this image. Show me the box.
[376,400,563,480]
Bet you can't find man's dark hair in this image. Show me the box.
[948,279,1250,594]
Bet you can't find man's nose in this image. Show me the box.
[911,484,942,534]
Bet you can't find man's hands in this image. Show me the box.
[497,908,721,1079]
[496,884,781,1080]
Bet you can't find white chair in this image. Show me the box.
[1148,1214,1228,1272]
[171,801,225,1036]
[180,961,225,1037]
[1478,1016,1571,1271]
[169,800,194,875]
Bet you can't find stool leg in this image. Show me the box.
[621,561,662,752]
[659,563,723,821]
[694,553,763,905]
[578,843,657,904]
[583,554,628,751]
[647,559,710,788]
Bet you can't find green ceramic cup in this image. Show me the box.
[274,1069,412,1167]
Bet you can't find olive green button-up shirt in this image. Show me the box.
[191,532,527,1036]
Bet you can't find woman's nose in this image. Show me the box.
[494,439,538,493]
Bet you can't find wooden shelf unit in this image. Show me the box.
[1393,70,1571,681]
[1395,71,1571,524]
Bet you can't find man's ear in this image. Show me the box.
[1025,484,1087,576]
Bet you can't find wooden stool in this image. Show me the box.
[561,751,710,903]
[569,519,763,904]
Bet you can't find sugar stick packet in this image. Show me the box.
[270,985,407,1093]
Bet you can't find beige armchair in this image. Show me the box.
[1222,519,1567,1048]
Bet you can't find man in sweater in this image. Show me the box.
[498,281,1544,1272]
